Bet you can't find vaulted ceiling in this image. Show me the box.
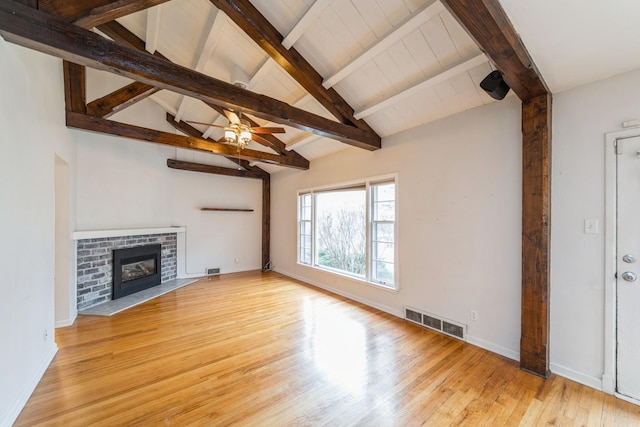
[1,0,638,175]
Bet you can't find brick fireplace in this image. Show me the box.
[74,228,184,310]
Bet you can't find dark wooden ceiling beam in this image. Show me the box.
[97,21,309,164]
[442,0,551,378]
[167,159,268,180]
[166,112,309,169]
[63,61,86,113]
[66,111,309,169]
[440,0,549,101]
[86,81,160,118]
[208,0,378,136]
[38,0,170,29]
[0,2,380,150]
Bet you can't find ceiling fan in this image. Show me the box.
[187,110,285,150]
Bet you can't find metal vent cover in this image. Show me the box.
[423,315,442,330]
[404,306,466,341]
[405,308,422,324]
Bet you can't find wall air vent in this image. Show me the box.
[405,308,422,324]
[404,306,466,341]
[206,267,220,276]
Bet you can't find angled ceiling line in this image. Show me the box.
[282,0,334,50]
[145,5,162,54]
[74,0,171,29]
[0,3,382,149]
[322,0,445,89]
[354,52,487,119]
[174,7,226,122]
[95,19,308,165]
[208,0,379,138]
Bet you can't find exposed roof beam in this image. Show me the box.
[145,4,162,54]
[282,0,333,50]
[167,159,268,180]
[441,0,551,378]
[440,0,549,100]
[38,0,171,29]
[86,81,160,117]
[165,114,309,169]
[0,3,380,150]
[208,0,379,139]
[355,52,487,119]
[63,61,86,113]
[65,111,308,169]
[323,0,445,89]
[97,19,308,164]
[174,8,226,122]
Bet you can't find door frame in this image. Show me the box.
[604,127,640,402]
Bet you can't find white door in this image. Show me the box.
[617,135,640,401]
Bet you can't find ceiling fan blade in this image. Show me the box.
[186,121,226,129]
[224,109,240,125]
[250,126,286,134]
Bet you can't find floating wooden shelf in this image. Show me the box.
[200,208,254,212]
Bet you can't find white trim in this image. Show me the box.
[274,268,403,318]
[550,362,603,391]
[354,53,487,119]
[603,127,640,396]
[72,226,185,240]
[322,0,445,89]
[145,5,162,54]
[1,343,58,427]
[466,335,520,362]
[55,310,77,328]
[282,0,334,49]
[615,392,640,406]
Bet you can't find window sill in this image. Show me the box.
[297,262,399,293]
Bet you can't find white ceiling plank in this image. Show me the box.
[286,134,323,151]
[174,9,226,124]
[354,52,487,119]
[145,5,162,54]
[193,10,227,72]
[322,0,445,89]
[282,0,334,49]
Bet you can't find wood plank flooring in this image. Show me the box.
[16,271,640,426]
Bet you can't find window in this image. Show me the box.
[297,176,397,289]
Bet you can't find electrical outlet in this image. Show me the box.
[234,258,240,264]
[470,310,478,321]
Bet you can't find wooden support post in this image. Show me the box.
[63,61,86,114]
[520,94,551,377]
[262,176,271,270]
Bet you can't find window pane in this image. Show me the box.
[373,183,395,202]
[302,221,311,235]
[315,190,366,277]
[373,201,395,221]
[373,261,394,284]
[373,242,394,263]
[373,223,394,242]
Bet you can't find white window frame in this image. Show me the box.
[297,174,398,290]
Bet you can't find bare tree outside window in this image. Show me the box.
[315,190,366,277]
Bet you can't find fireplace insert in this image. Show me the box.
[112,244,162,299]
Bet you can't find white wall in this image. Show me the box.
[75,80,263,274]
[550,67,640,388]
[0,39,76,426]
[271,97,523,360]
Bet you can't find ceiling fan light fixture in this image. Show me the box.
[224,128,236,143]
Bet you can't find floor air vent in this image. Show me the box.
[404,306,466,341]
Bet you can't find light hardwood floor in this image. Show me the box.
[16,271,640,426]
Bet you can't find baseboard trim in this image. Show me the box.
[549,362,603,391]
[466,335,520,362]
[1,343,58,427]
[274,268,403,318]
[55,310,77,328]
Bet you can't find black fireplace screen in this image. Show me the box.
[112,244,162,299]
